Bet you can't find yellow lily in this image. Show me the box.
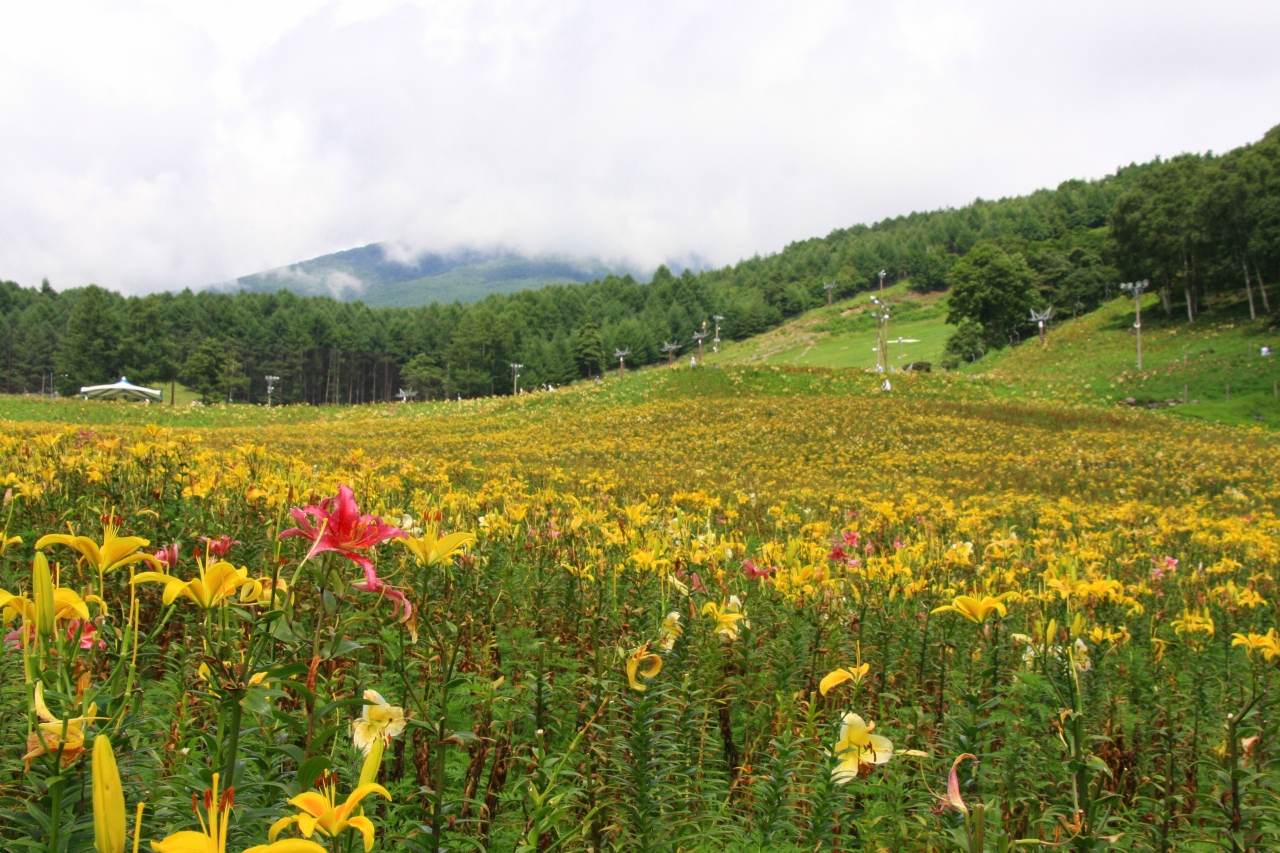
[657,611,682,651]
[701,595,748,641]
[931,592,1017,624]
[269,772,391,852]
[626,643,663,691]
[36,519,163,574]
[831,712,894,783]
[1172,607,1215,638]
[350,689,406,755]
[93,735,126,853]
[24,682,97,770]
[396,529,476,567]
[629,549,670,573]
[1232,629,1279,661]
[2,585,101,628]
[152,772,327,853]
[131,560,255,609]
[0,532,21,555]
[820,662,870,696]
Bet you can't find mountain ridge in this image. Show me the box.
[215,243,650,307]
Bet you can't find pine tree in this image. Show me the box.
[572,321,605,378]
[54,285,121,393]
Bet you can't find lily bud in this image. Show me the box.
[358,736,384,787]
[92,734,127,853]
[33,552,55,640]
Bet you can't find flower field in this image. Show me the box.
[0,365,1278,852]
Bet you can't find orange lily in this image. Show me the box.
[626,644,663,691]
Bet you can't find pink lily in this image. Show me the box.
[199,535,241,560]
[279,485,405,572]
[153,542,181,570]
[67,618,107,650]
[351,564,413,623]
[936,753,978,814]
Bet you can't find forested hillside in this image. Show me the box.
[3,124,1276,404]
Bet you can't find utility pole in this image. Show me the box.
[661,341,681,366]
[614,348,630,377]
[1029,307,1053,347]
[509,362,523,395]
[878,269,886,293]
[265,374,280,407]
[1119,280,1149,370]
[823,282,836,307]
[712,315,724,352]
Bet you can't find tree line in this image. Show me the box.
[937,124,1280,366]
[7,127,1275,403]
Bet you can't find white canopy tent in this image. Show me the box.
[79,377,162,402]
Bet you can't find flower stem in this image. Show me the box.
[222,690,244,790]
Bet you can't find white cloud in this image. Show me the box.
[265,265,366,299]
[1,0,1277,294]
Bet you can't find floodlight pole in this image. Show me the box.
[878,269,886,293]
[823,282,836,307]
[509,363,523,395]
[871,296,890,372]
[265,374,280,407]
[712,315,724,352]
[614,348,630,377]
[1119,280,1149,370]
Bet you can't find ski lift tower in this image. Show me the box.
[692,329,710,364]
[265,375,280,407]
[661,341,681,366]
[395,387,418,403]
[614,348,631,376]
[1029,306,1054,346]
[823,282,836,307]
[1119,280,1149,369]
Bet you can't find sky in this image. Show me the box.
[2,0,1278,295]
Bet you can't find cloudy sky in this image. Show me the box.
[2,1,1277,294]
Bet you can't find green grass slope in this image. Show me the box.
[971,295,1280,428]
[707,282,953,369]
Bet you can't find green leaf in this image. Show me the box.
[443,731,481,745]
[316,696,367,718]
[271,618,305,643]
[296,756,330,792]
[321,637,362,660]
[269,744,307,764]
